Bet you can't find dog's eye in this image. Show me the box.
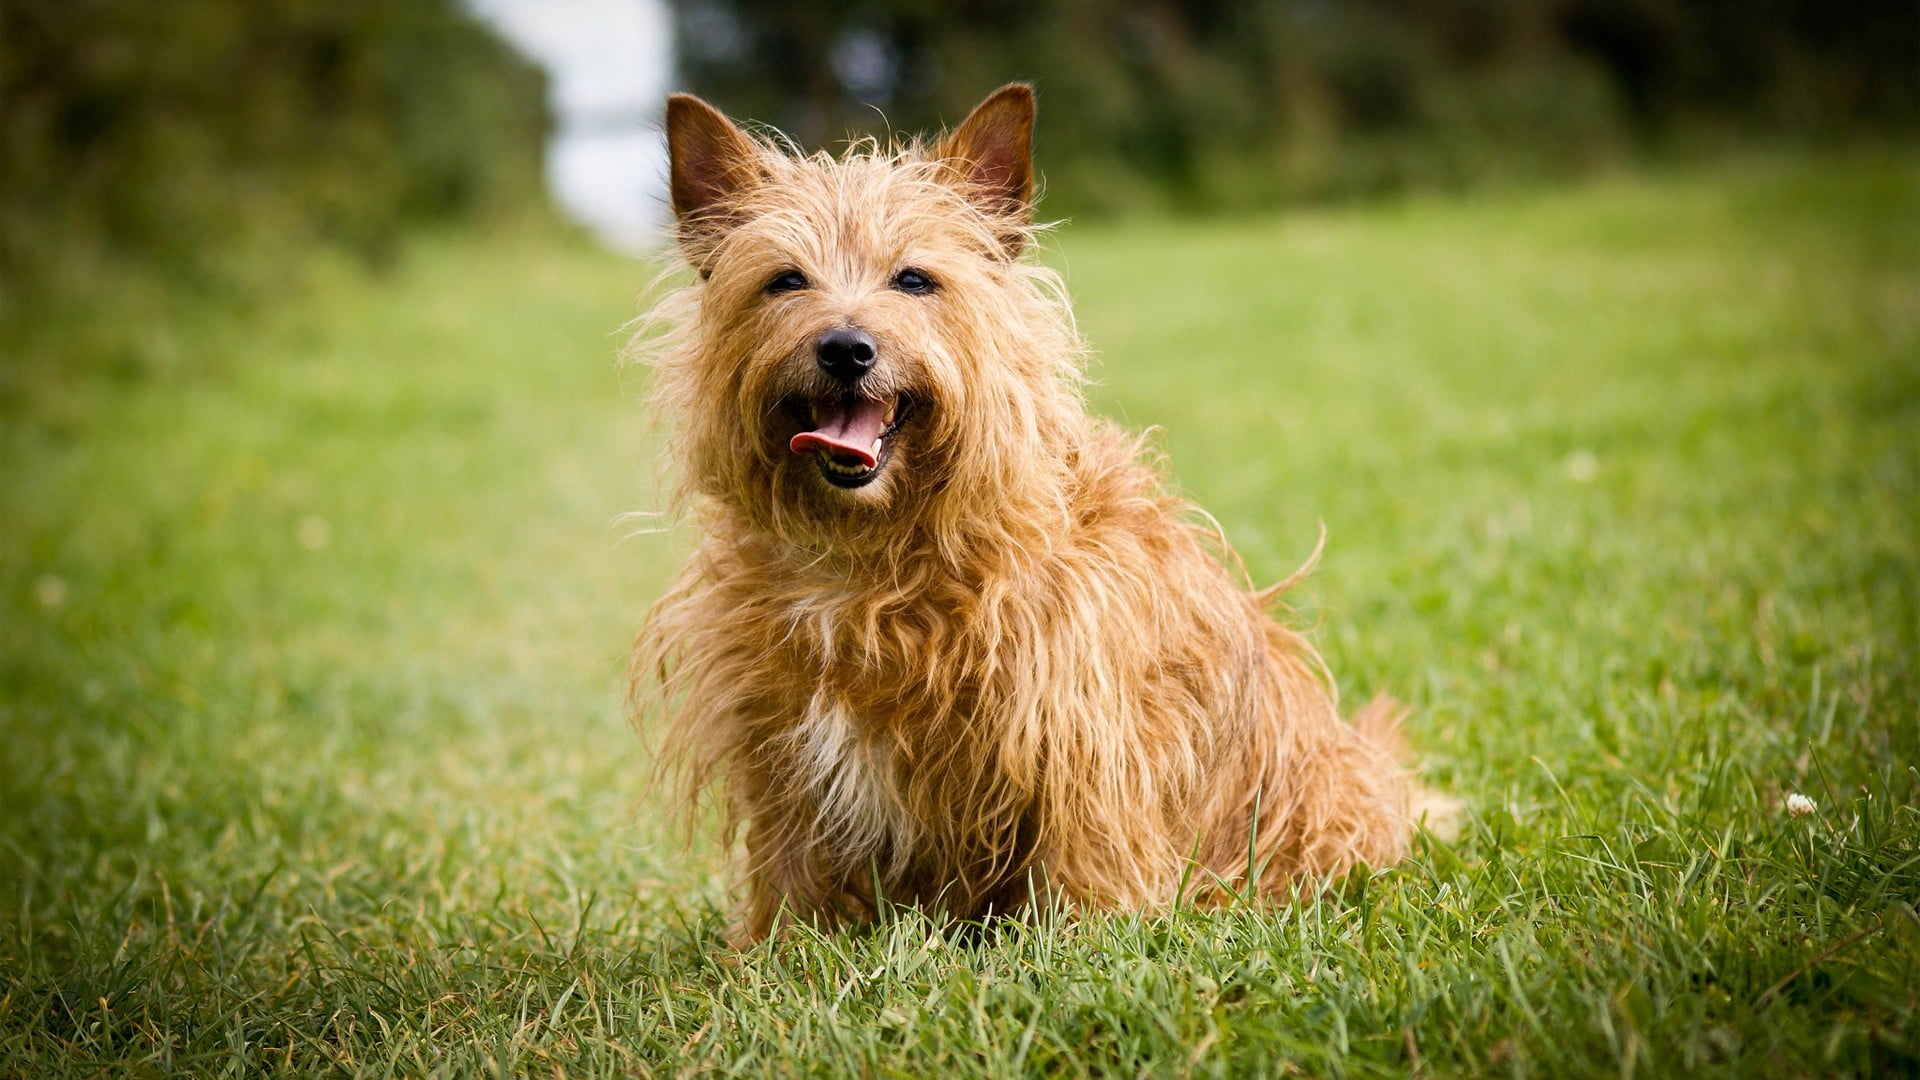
[764,270,809,295]
[892,268,936,295]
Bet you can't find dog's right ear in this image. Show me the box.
[665,94,761,264]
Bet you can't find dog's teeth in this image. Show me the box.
[872,438,884,456]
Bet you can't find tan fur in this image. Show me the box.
[632,85,1425,944]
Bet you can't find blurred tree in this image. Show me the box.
[669,0,1918,217]
[0,0,551,393]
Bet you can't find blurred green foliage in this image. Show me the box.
[672,0,1920,217]
[0,0,551,403]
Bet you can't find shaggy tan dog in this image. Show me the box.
[634,84,1424,944]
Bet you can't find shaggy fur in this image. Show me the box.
[633,84,1423,944]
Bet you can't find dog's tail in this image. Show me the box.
[1350,694,1463,842]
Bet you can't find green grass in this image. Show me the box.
[2,154,1916,1076]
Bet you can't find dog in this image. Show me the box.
[633,84,1429,944]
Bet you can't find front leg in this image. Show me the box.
[732,814,876,945]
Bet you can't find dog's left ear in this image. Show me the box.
[666,93,762,266]
[937,83,1035,256]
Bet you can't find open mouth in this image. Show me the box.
[786,393,914,489]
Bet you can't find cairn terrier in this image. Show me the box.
[635,84,1429,943]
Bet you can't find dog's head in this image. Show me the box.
[645,85,1085,549]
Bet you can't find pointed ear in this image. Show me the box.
[665,94,761,258]
[936,83,1035,253]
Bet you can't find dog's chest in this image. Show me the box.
[768,584,999,867]
[786,693,912,862]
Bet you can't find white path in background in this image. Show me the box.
[469,0,673,253]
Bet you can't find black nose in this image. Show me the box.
[815,327,876,383]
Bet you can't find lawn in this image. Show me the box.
[1,154,1915,1076]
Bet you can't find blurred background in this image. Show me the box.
[4,0,1917,393]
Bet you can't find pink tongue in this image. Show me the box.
[790,397,889,468]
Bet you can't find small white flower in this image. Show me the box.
[1566,450,1599,482]
[1785,793,1816,817]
